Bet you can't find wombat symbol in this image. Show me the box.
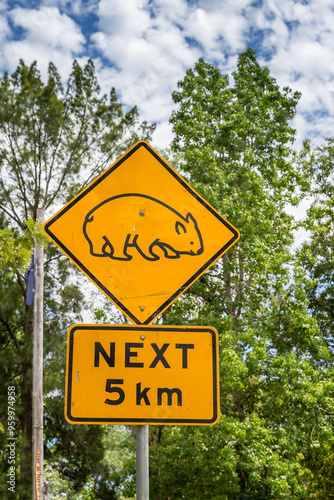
[83,194,204,261]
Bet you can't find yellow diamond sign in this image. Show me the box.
[44,141,239,324]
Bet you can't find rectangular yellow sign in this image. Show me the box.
[65,325,219,425]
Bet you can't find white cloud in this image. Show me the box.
[0,15,10,44]
[90,1,254,145]
[90,0,259,146]
[0,0,332,148]
[90,0,204,145]
[10,7,84,50]
[34,0,99,18]
[87,0,334,147]
[150,0,189,21]
[97,0,151,36]
[250,0,334,146]
[1,6,85,77]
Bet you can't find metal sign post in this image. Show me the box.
[136,425,149,500]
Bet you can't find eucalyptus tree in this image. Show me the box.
[298,139,334,356]
[296,139,334,498]
[0,58,154,498]
[144,50,330,499]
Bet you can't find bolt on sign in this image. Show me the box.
[65,325,219,425]
[43,141,240,324]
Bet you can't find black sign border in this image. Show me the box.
[44,142,239,324]
[66,325,219,425]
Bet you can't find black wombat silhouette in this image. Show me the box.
[83,194,204,261]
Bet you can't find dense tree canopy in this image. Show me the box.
[298,139,334,356]
[143,49,333,499]
[0,58,154,499]
[0,49,333,499]
[297,139,334,497]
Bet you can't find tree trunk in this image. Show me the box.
[233,389,244,415]
[20,309,33,499]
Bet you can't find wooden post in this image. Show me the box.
[136,425,149,500]
[33,208,44,500]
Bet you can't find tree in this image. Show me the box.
[143,49,331,498]
[296,139,334,498]
[0,58,155,498]
[0,219,44,274]
[298,139,334,356]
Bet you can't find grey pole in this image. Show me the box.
[33,208,44,500]
[136,425,149,500]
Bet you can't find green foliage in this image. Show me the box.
[137,48,334,498]
[296,138,334,497]
[0,58,155,224]
[2,48,334,499]
[298,139,334,355]
[0,57,155,498]
[43,463,81,499]
[0,218,47,274]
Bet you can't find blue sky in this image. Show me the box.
[1,0,333,148]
